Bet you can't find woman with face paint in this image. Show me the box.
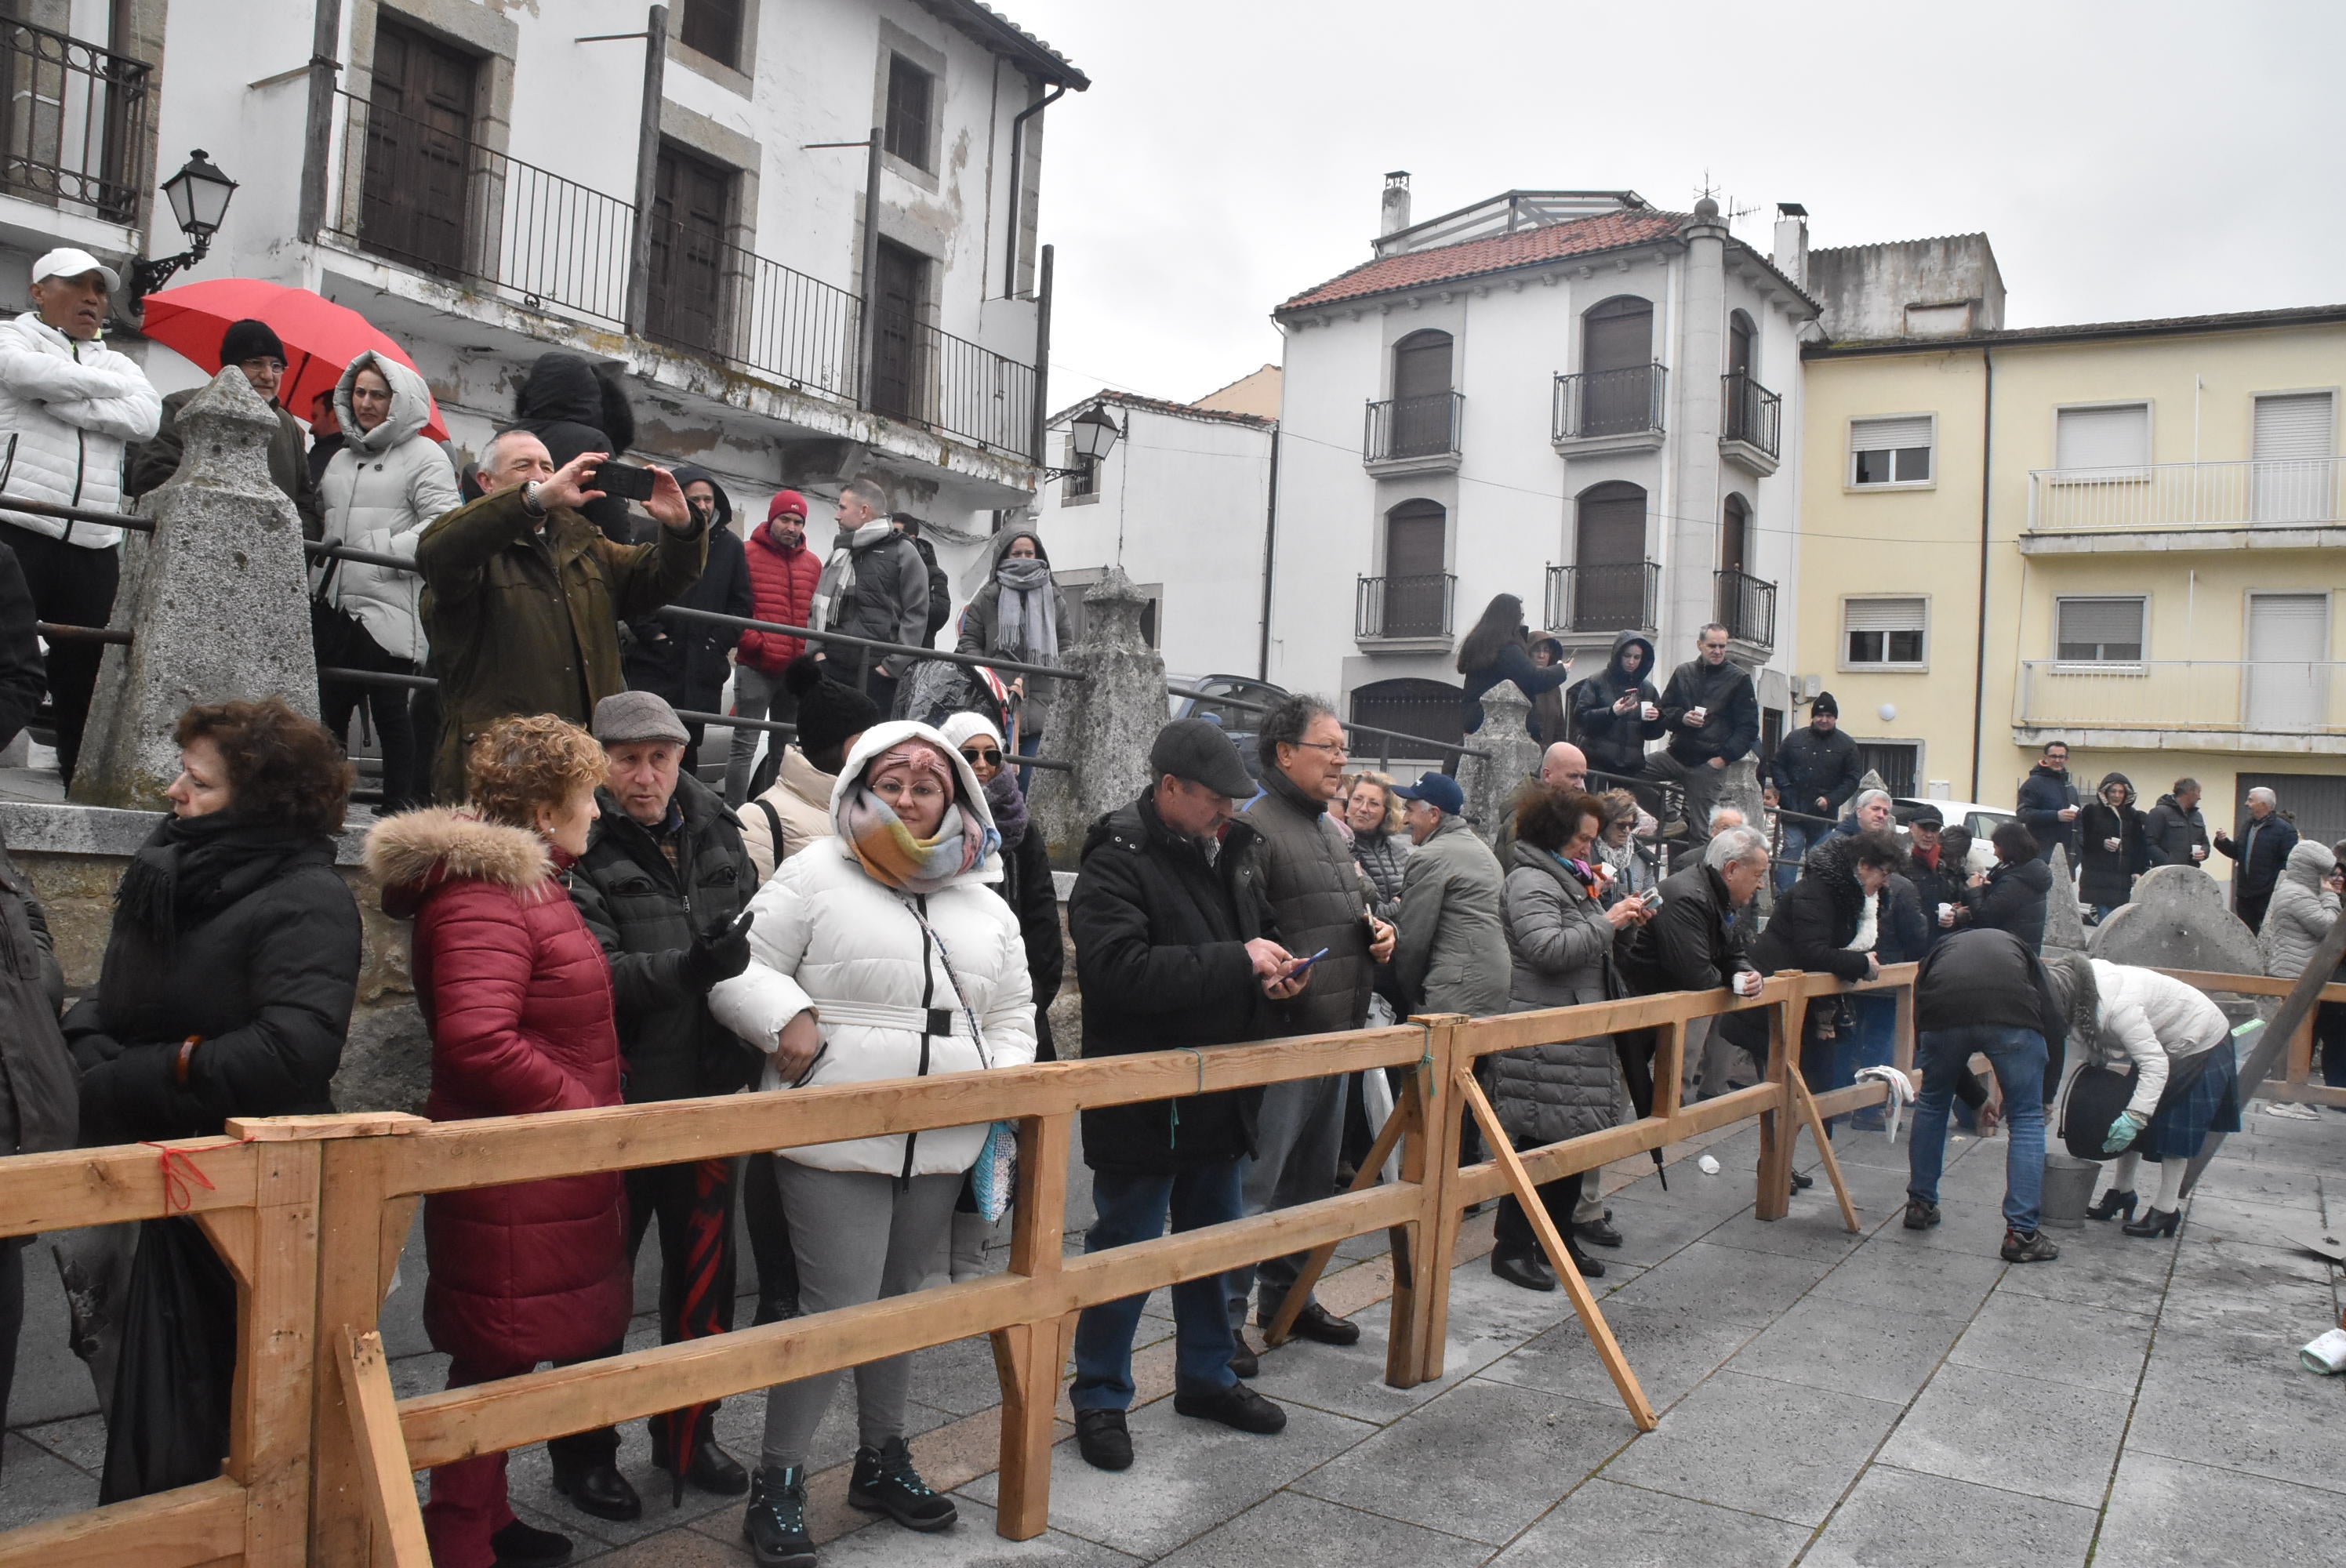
[710,721,1035,1566]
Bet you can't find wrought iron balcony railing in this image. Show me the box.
[1356,572,1458,641]
[1364,391,1464,463]
[1545,561,1660,633]
[1714,568,1777,648]
[1553,363,1666,441]
[0,19,150,223]
[1721,372,1780,459]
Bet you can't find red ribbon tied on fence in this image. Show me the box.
[141,1142,218,1213]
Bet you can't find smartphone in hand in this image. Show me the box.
[588,460,659,501]
[1286,946,1333,978]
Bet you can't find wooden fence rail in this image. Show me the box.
[2,959,2335,1564]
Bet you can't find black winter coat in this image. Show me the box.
[626,472,751,714]
[1070,792,1278,1172]
[2141,794,2210,867]
[1719,834,1874,1055]
[567,774,757,1101]
[2077,775,2149,907]
[1243,765,1375,1035]
[2015,764,2081,865]
[65,829,361,1145]
[1617,862,1755,996]
[513,351,637,543]
[1571,631,1665,776]
[994,816,1064,1062]
[1905,847,1967,946]
[2216,812,2301,899]
[1877,872,1933,964]
[1914,929,2063,1041]
[0,542,45,751]
[1770,724,1863,820]
[1966,855,2052,952]
[0,833,72,1158]
[1659,656,1760,765]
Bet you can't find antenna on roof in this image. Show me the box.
[1694,172,1756,228]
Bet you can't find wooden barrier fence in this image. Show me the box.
[5,956,2337,1563]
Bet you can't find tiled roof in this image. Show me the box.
[931,1,1089,88]
[1046,388,1276,430]
[1277,209,1687,314]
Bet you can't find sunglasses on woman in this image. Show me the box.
[960,746,1004,767]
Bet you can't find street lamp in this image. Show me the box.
[131,150,239,299]
[1042,403,1121,480]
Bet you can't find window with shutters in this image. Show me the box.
[360,19,480,277]
[678,0,746,68]
[644,143,735,356]
[2053,402,2151,478]
[1850,413,1933,487]
[2054,596,2147,666]
[1843,597,1927,668]
[883,53,935,171]
[2251,391,2337,524]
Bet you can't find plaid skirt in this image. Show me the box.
[2139,1040,2242,1162]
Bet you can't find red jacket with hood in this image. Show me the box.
[365,808,630,1368]
[739,514,823,673]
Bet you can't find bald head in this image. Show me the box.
[1540,743,1588,791]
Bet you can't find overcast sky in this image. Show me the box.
[1011,0,2346,409]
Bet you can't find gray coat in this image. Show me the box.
[1489,842,1622,1147]
[2259,841,2339,982]
[1392,814,1511,1019]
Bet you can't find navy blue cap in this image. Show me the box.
[1392,770,1465,816]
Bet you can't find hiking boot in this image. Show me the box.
[848,1436,956,1532]
[2001,1227,2061,1263]
[1075,1407,1132,1471]
[1904,1198,1941,1231]
[1173,1381,1288,1434]
[742,1465,814,1568]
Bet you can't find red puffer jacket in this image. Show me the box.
[738,519,823,673]
[365,808,630,1368]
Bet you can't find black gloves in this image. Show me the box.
[681,906,756,992]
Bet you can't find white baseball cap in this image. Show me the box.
[31,248,122,293]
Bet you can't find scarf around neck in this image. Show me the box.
[114,812,315,947]
[839,788,997,894]
[993,555,1059,665]
[810,519,898,633]
[984,768,1030,850]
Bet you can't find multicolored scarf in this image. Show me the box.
[841,790,996,892]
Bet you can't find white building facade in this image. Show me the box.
[1267,182,1819,753]
[1029,389,1276,683]
[27,0,1084,590]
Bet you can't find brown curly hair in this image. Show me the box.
[466,714,608,829]
[1513,782,1604,854]
[175,697,353,837]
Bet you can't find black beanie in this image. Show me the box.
[219,318,285,366]
[783,654,881,758]
[1811,691,1839,718]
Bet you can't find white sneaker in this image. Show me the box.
[2264,1101,2322,1121]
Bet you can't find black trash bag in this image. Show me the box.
[98,1216,237,1503]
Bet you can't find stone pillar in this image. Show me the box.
[1031,567,1165,862]
[1668,197,1730,648]
[2043,844,2088,954]
[72,368,319,809]
[1459,684,1543,847]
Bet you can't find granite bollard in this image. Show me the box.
[1460,684,1543,846]
[72,367,319,809]
[1030,566,1164,862]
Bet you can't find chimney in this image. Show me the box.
[1380,171,1411,238]
[1773,201,1808,286]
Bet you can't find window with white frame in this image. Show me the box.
[2054,596,2146,664]
[2054,403,2150,476]
[1850,414,1933,486]
[1843,597,1927,667]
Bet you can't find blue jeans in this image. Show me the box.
[1072,1161,1243,1412]
[1775,819,1814,895]
[1908,1025,2049,1232]
[1846,994,1898,1130]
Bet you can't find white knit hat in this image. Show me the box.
[938,710,1004,751]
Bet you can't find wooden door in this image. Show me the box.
[1573,483,1647,630]
[1382,501,1447,635]
[1581,298,1654,435]
[646,145,731,353]
[870,239,928,420]
[1389,332,1454,457]
[362,20,475,274]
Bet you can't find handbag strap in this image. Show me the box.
[909,897,989,1068]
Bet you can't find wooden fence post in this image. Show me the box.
[992,1111,1073,1542]
[1753,977,1803,1222]
[1412,1014,1470,1385]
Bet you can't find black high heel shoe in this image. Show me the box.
[2123,1206,2180,1238]
[2085,1189,2137,1222]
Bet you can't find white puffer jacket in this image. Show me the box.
[710,722,1035,1176]
[0,312,162,546]
[2078,959,2232,1120]
[314,353,459,661]
[2260,841,2339,982]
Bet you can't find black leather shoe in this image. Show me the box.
[1075,1407,1132,1471]
[1228,1338,1259,1379]
[1574,1215,1625,1248]
[657,1436,748,1497]
[743,1465,815,1568]
[1565,1239,1606,1279]
[2086,1189,2137,1223]
[1285,1301,1361,1346]
[490,1518,574,1566]
[1491,1249,1556,1292]
[2123,1206,2181,1239]
[550,1459,641,1523]
[1173,1382,1288,1433]
[1790,1170,1815,1192]
[848,1436,956,1531]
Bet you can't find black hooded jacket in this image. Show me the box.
[1770,719,1863,819]
[2076,771,2149,907]
[1571,630,1664,775]
[513,352,638,542]
[623,466,752,713]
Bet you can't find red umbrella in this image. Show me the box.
[138,278,448,441]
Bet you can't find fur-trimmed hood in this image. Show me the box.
[365,808,557,918]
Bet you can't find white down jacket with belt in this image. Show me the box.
[710,723,1036,1177]
[0,312,161,545]
[315,353,459,662]
[2076,959,2231,1120]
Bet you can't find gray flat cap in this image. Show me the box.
[593,691,691,746]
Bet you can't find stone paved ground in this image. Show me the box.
[5,1098,2341,1566]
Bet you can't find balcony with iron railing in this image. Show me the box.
[321,89,1040,460]
[1363,391,1464,474]
[0,18,149,230]
[1552,363,1666,454]
[2024,457,2346,553]
[1355,572,1458,646]
[1714,568,1777,650]
[2014,659,2346,753]
[1720,371,1781,474]
[1545,561,1660,635]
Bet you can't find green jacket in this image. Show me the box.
[417,485,706,801]
[1392,812,1513,1018]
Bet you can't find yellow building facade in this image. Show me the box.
[1796,305,2346,867]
